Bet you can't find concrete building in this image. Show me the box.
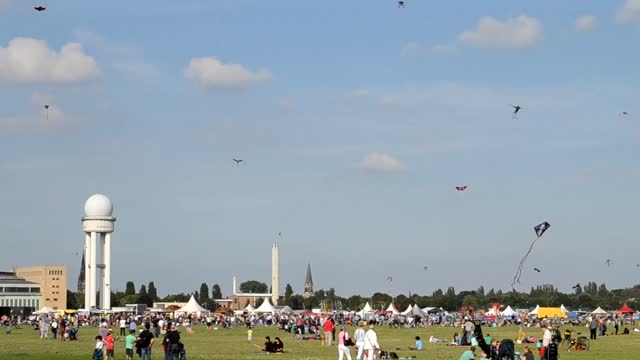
[82,194,116,310]
[0,272,41,316]
[15,265,67,310]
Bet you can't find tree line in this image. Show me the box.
[67,281,640,312]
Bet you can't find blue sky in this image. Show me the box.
[1,0,639,300]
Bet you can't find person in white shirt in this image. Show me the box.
[354,322,366,360]
[363,325,380,360]
[119,319,126,336]
[542,323,552,348]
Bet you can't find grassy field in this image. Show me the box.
[1,324,639,360]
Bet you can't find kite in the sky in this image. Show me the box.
[511,105,526,120]
[605,259,613,267]
[43,105,49,122]
[533,268,541,273]
[619,112,630,117]
[572,283,580,289]
[34,6,46,12]
[512,221,550,287]
[233,159,243,166]
[455,186,468,191]
[386,276,393,282]
[423,266,428,271]
[398,1,405,8]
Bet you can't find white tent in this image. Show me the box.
[33,306,56,315]
[276,305,293,314]
[356,302,374,317]
[486,307,498,316]
[591,307,607,315]
[560,304,569,314]
[385,303,400,315]
[244,304,255,312]
[410,304,426,317]
[175,295,209,314]
[528,305,540,316]
[254,298,277,314]
[401,304,413,316]
[500,306,517,317]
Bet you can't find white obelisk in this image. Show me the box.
[271,243,279,305]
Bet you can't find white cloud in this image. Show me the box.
[381,96,400,106]
[74,29,158,80]
[350,88,399,106]
[184,57,271,89]
[459,16,542,48]
[431,44,457,54]
[616,0,640,24]
[0,37,99,83]
[0,93,81,134]
[276,98,295,110]
[576,15,596,32]
[357,153,405,172]
[352,88,373,97]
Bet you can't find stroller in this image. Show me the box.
[569,335,589,351]
[498,339,515,360]
[68,327,78,341]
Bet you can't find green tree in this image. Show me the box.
[239,280,268,294]
[288,294,304,310]
[148,282,158,301]
[199,283,210,305]
[211,284,222,299]
[66,290,80,309]
[125,281,136,295]
[284,284,294,304]
[462,294,479,308]
[139,284,148,297]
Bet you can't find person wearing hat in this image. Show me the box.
[354,322,366,360]
[363,325,379,360]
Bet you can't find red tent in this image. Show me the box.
[618,303,635,314]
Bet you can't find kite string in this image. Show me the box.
[512,236,540,287]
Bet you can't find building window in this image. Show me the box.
[53,298,58,301]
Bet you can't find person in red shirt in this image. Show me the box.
[104,330,115,360]
[323,318,334,346]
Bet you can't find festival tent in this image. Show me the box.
[528,305,540,316]
[500,306,517,317]
[33,307,56,315]
[486,307,499,316]
[244,304,255,312]
[591,307,607,315]
[385,303,400,315]
[254,298,277,314]
[356,302,374,317]
[560,304,569,314]
[410,304,426,317]
[175,295,209,315]
[401,304,413,316]
[618,303,635,314]
[537,307,567,319]
[276,306,293,314]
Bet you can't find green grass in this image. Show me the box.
[1,324,639,359]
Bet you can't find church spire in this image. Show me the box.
[77,252,85,293]
[303,262,314,298]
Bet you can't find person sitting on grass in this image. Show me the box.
[449,332,460,346]
[458,345,475,360]
[262,336,275,352]
[273,337,285,353]
[409,336,423,350]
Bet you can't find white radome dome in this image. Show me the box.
[84,194,113,217]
